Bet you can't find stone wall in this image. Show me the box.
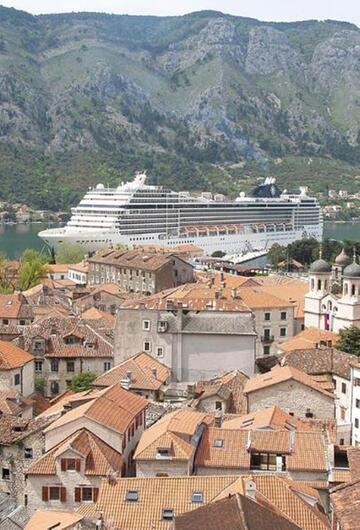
[136,460,190,477]
[247,380,335,419]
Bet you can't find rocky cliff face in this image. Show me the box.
[0,8,360,207]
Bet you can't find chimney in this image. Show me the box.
[231,288,238,299]
[244,479,256,501]
[151,368,157,379]
[126,371,132,381]
[220,272,224,282]
[214,410,222,428]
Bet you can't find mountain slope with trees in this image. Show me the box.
[1,7,360,208]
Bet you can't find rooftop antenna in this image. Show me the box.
[319,244,323,260]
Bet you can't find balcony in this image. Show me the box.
[261,335,274,343]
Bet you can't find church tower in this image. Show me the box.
[332,248,351,283]
[333,251,360,332]
[304,251,332,329]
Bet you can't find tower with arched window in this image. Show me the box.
[333,256,360,332]
[304,256,332,329]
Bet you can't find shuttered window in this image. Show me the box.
[60,458,81,471]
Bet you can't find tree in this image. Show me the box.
[267,243,286,267]
[35,376,46,394]
[211,250,225,258]
[68,372,97,392]
[337,326,360,357]
[56,243,85,264]
[0,253,14,293]
[17,249,50,291]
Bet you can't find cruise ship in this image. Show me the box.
[39,172,323,255]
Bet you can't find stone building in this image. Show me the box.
[0,415,51,507]
[115,284,257,382]
[0,341,35,396]
[42,384,147,477]
[244,365,335,419]
[21,315,114,397]
[88,249,194,294]
[74,283,131,314]
[0,293,34,328]
[26,428,122,515]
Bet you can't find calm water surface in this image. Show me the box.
[0,221,360,260]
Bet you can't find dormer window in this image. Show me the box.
[126,490,139,502]
[213,439,224,448]
[192,491,203,503]
[162,509,174,521]
[156,448,170,459]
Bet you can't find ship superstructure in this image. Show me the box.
[39,173,323,255]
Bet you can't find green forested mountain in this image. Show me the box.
[1,7,360,209]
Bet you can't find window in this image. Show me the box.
[66,459,76,470]
[215,401,222,411]
[156,347,164,358]
[356,399,360,409]
[340,438,345,445]
[14,373,20,386]
[50,359,59,373]
[35,361,42,373]
[341,407,346,421]
[305,409,313,418]
[280,311,287,320]
[263,346,270,355]
[162,509,174,521]
[192,491,203,503]
[24,448,33,459]
[19,320,26,326]
[82,487,93,502]
[264,312,271,321]
[213,439,224,448]
[2,468,10,480]
[126,490,139,502]
[142,320,151,331]
[49,487,60,501]
[356,418,359,429]
[355,378,360,387]
[143,341,151,352]
[66,361,75,373]
[61,458,80,472]
[156,448,170,458]
[280,327,287,337]
[2,319,8,325]
[342,382,347,394]
[250,453,286,471]
[50,381,59,394]
[104,362,111,372]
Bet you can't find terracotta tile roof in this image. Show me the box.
[195,428,327,473]
[330,479,360,530]
[44,384,148,435]
[37,388,105,419]
[0,293,33,319]
[94,351,170,391]
[256,277,308,319]
[174,492,302,530]
[24,509,83,530]
[0,340,34,369]
[195,270,260,289]
[278,329,340,353]
[236,286,293,309]
[89,249,184,272]
[122,283,252,312]
[244,365,335,398]
[29,391,51,416]
[278,347,353,381]
[69,261,88,273]
[79,475,242,530]
[45,344,112,358]
[0,389,33,416]
[214,475,329,530]
[195,370,249,414]
[81,307,115,327]
[80,474,328,530]
[0,414,52,445]
[134,409,213,460]
[27,428,122,476]
[48,264,70,273]
[222,406,301,431]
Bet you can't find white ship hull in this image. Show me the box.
[39,224,322,256]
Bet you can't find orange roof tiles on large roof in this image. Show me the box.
[77,474,329,530]
[278,328,339,353]
[94,351,170,391]
[44,384,148,435]
[27,428,122,476]
[244,365,335,398]
[330,479,360,530]
[195,427,327,473]
[256,276,308,319]
[89,249,188,272]
[222,406,302,431]
[0,340,34,370]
